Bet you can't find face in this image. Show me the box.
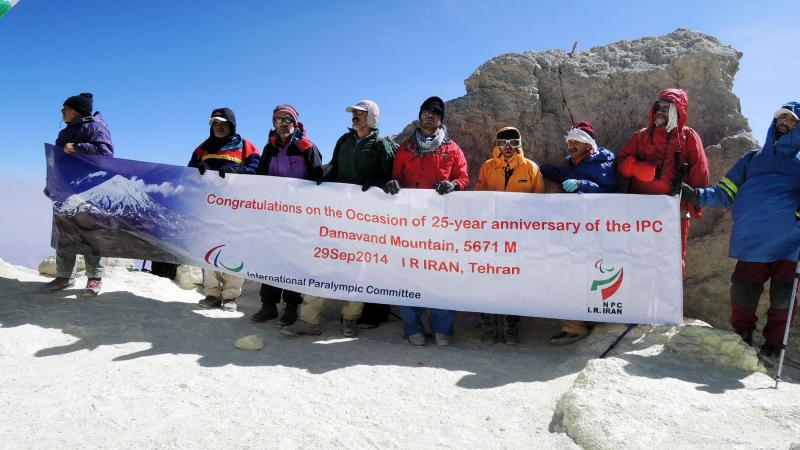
[776,113,798,134]
[495,137,522,159]
[567,140,592,159]
[654,101,670,127]
[61,105,79,123]
[419,109,442,135]
[211,119,231,138]
[351,109,368,130]
[273,115,296,140]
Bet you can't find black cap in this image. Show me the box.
[419,96,445,120]
[64,92,93,117]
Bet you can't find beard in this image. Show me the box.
[277,126,295,140]
[654,115,667,127]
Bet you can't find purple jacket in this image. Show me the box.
[55,112,114,156]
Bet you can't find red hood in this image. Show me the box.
[649,88,689,128]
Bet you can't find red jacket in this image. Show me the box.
[617,88,709,217]
[392,135,469,190]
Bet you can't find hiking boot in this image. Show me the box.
[758,344,779,369]
[408,332,426,346]
[281,320,321,337]
[251,303,278,323]
[198,295,221,309]
[277,303,299,327]
[84,278,102,296]
[736,329,754,346]
[42,277,75,292]
[550,331,589,346]
[221,299,238,312]
[434,333,451,346]
[481,328,498,345]
[342,319,359,337]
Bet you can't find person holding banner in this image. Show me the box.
[540,120,619,346]
[681,102,800,368]
[474,126,544,345]
[190,107,261,312]
[616,88,709,277]
[42,93,114,295]
[383,96,469,346]
[283,99,394,338]
[251,104,323,325]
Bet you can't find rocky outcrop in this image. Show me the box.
[398,28,770,330]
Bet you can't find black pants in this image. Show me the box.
[259,284,303,306]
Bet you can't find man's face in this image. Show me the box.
[211,119,231,138]
[61,105,79,123]
[567,140,592,159]
[495,138,521,159]
[351,109,368,130]
[776,113,798,135]
[274,115,296,140]
[654,101,671,127]
[419,108,442,135]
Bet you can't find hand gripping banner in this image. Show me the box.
[45,144,683,324]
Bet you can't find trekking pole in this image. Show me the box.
[600,324,637,358]
[774,259,800,388]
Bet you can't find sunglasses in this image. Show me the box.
[274,117,295,124]
[495,138,522,148]
[654,103,671,113]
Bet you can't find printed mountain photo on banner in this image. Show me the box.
[52,173,192,263]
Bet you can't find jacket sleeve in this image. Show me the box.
[188,148,201,168]
[391,146,406,186]
[699,150,754,208]
[539,163,566,183]
[305,144,324,182]
[75,123,114,156]
[475,162,488,191]
[324,136,343,181]
[682,128,710,217]
[240,140,261,175]
[579,160,619,193]
[448,143,469,190]
[374,140,395,186]
[531,164,545,193]
[616,130,642,178]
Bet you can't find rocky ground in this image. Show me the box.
[2,258,799,449]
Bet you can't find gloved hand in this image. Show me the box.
[315,178,323,186]
[382,180,401,195]
[218,166,239,178]
[562,179,579,193]
[631,161,656,182]
[680,182,700,207]
[435,180,457,195]
[361,184,372,192]
[197,162,209,175]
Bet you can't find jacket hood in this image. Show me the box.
[209,107,237,137]
[649,88,688,129]
[764,101,800,155]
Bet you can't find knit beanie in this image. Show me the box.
[64,92,93,117]
[419,96,445,120]
[273,104,300,123]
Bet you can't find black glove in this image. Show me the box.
[315,178,324,186]
[680,182,700,207]
[218,166,239,178]
[361,184,372,192]
[382,180,401,195]
[197,162,209,175]
[435,180,457,195]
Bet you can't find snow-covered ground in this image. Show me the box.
[1,258,799,449]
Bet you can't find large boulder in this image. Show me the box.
[397,28,771,330]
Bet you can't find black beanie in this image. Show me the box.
[64,92,94,117]
[419,96,445,120]
[209,107,237,136]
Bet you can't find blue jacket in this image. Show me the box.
[55,112,114,155]
[540,147,619,193]
[700,110,800,262]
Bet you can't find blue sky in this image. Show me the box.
[0,0,796,267]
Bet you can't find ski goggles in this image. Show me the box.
[495,138,522,148]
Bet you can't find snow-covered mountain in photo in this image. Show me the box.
[56,174,186,232]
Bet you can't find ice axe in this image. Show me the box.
[600,324,637,358]
[773,259,800,388]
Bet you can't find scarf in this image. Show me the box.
[414,125,447,155]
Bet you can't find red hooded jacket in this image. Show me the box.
[617,88,709,217]
[392,132,469,190]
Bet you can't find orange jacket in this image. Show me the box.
[475,147,544,193]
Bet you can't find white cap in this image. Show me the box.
[345,99,379,128]
[774,108,799,121]
[208,117,228,125]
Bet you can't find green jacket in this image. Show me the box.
[326,128,395,186]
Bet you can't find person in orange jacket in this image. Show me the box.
[616,88,709,276]
[474,127,544,345]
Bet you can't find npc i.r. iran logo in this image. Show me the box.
[587,259,623,315]
[204,244,244,272]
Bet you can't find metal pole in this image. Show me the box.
[600,324,637,358]
[774,260,800,388]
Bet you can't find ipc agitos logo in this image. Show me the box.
[590,259,624,300]
[204,244,244,272]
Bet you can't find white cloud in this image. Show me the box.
[72,171,108,186]
[129,176,185,197]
